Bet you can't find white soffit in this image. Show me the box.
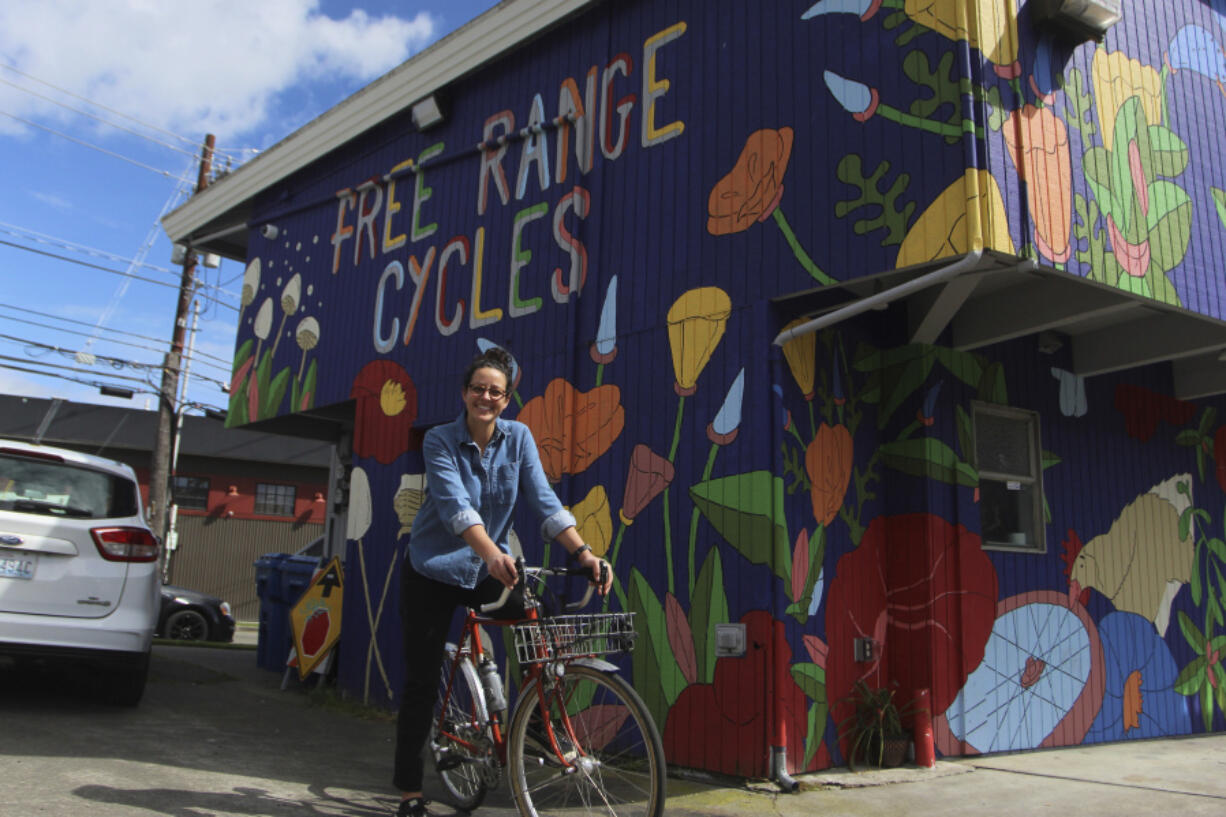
[162,0,596,244]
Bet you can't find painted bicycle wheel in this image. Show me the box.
[937,590,1104,754]
[508,663,666,817]
[430,644,491,811]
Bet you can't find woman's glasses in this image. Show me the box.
[467,384,507,399]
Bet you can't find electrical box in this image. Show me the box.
[714,622,746,657]
[854,637,875,662]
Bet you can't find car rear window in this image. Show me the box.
[0,453,139,519]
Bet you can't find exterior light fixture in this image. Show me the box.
[411,94,445,130]
[227,485,240,497]
[259,224,280,240]
[1032,0,1122,42]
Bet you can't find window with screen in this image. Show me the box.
[172,475,210,510]
[974,402,1044,553]
[255,483,297,516]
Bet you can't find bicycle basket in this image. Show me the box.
[513,612,637,664]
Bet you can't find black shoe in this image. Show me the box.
[397,797,435,817]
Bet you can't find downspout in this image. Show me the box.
[771,248,984,347]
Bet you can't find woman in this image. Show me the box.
[393,348,611,817]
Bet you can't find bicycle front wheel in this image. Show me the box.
[430,645,490,811]
[507,663,666,817]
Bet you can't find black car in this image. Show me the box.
[157,585,236,643]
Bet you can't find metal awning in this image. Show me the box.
[773,250,1226,401]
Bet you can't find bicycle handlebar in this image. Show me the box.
[480,558,608,614]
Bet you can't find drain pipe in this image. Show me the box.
[770,745,800,792]
[772,249,984,347]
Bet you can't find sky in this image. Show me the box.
[0,0,499,417]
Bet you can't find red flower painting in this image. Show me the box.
[663,611,812,777]
[350,360,419,464]
[825,513,998,756]
[1113,383,1196,442]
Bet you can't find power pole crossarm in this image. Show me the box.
[148,134,214,547]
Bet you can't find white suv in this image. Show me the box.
[0,440,160,705]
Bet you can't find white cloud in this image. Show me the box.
[0,0,436,143]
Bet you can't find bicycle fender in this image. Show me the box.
[570,656,621,674]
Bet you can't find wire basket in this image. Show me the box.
[513,612,637,664]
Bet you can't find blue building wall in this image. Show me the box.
[229,0,1226,775]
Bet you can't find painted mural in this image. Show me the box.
[227,0,1226,778]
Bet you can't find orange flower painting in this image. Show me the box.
[518,378,625,482]
[707,128,794,235]
[1004,105,1072,263]
[805,422,853,526]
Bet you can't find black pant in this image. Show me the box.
[393,561,524,792]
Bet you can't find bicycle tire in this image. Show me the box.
[507,663,666,817]
[430,645,491,811]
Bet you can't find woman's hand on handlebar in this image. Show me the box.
[575,549,613,596]
[485,550,519,588]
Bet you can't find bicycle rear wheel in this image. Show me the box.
[507,663,666,817]
[430,644,490,811]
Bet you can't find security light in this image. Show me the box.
[1032,0,1122,42]
[411,95,445,130]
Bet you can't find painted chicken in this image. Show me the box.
[1068,474,1194,636]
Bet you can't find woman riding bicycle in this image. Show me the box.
[393,348,612,817]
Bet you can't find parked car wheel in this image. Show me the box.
[95,651,151,706]
[157,585,236,643]
[164,609,209,641]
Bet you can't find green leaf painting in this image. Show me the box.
[690,471,791,586]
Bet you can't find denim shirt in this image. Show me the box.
[408,413,575,588]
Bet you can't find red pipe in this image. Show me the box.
[913,687,935,767]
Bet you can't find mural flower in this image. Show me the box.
[895,170,1015,267]
[664,611,812,777]
[1113,383,1196,442]
[822,71,878,122]
[619,444,674,524]
[780,318,816,399]
[591,275,619,367]
[1092,48,1163,152]
[571,484,612,557]
[666,287,731,396]
[707,368,745,445]
[350,360,419,465]
[805,423,853,527]
[1003,104,1072,263]
[939,591,1103,755]
[706,128,793,235]
[1086,612,1190,742]
[345,466,372,541]
[903,0,1019,78]
[240,257,261,312]
[293,316,320,412]
[517,378,624,482]
[825,513,998,756]
[1165,24,1226,86]
[393,473,426,538]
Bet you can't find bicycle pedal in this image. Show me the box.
[436,754,466,771]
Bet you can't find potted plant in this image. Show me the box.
[838,679,916,770]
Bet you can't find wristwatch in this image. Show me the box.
[573,543,592,559]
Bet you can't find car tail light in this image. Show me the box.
[92,527,160,562]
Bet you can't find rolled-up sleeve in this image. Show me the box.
[422,430,483,535]
[513,424,576,541]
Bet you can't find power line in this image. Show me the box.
[0,110,197,182]
[0,75,208,164]
[0,309,234,374]
[0,238,239,311]
[0,62,256,164]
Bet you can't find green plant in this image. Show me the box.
[838,679,916,770]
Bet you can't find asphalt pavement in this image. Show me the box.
[0,640,1223,816]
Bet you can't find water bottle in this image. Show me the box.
[478,657,507,713]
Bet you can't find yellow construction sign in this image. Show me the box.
[289,556,343,679]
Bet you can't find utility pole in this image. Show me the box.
[148,134,213,547]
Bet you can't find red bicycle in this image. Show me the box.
[429,560,666,816]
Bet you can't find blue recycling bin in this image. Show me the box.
[254,553,326,671]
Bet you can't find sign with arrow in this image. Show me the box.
[289,556,344,679]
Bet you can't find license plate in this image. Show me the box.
[0,553,34,579]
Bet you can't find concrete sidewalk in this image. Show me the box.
[5,642,1222,817]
